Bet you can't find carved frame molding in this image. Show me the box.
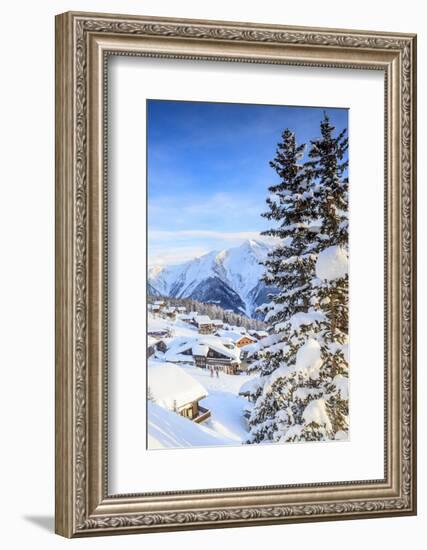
[55,12,416,537]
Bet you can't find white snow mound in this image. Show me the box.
[302,398,332,431]
[295,338,322,378]
[332,374,349,399]
[315,245,348,281]
[147,402,230,449]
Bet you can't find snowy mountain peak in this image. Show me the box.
[148,239,278,317]
[238,238,269,251]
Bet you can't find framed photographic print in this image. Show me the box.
[55,11,417,537]
[145,99,351,451]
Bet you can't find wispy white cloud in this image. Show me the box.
[149,230,266,241]
[148,188,276,266]
[148,190,270,234]
[148,231,277,266]
[149,246,210,267]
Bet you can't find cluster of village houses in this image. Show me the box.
[147,300,268,428]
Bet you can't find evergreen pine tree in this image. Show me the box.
[306,113,349,437]
[247,115,349,444]
[247,129,323,442]
[260,129,318,325]
[307,112,348,251]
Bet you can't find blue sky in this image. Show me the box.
[147,100,348,266]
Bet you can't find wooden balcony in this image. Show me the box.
[194,405,211,424]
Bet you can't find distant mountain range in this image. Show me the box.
[148,239,279,318]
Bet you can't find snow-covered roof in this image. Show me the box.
[177,314,193,322]
[195,315,212,325]
[164,353,195,364]
[226,325,246,334]
[240,342,259,354]
[164,335,241,363]
[249,330,268,338]
[192,344,209,357]
[148,328,170,336]
[211,319,224,325]
[200,338,240,361]
[148,362,207,409]
[164,337,194,360]
[240,337,257,346]
[148,316,171,332]
[215,330,240,341]
[187,311,198,319]
[216,330,255,344]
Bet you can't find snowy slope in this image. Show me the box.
[179,364,255,442]
[148,239,278,317]
[147,359,258,448]
[147,402,231,449]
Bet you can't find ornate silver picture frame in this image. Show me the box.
[55,11,417,537]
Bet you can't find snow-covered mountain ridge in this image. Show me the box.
[148,240,278,318]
